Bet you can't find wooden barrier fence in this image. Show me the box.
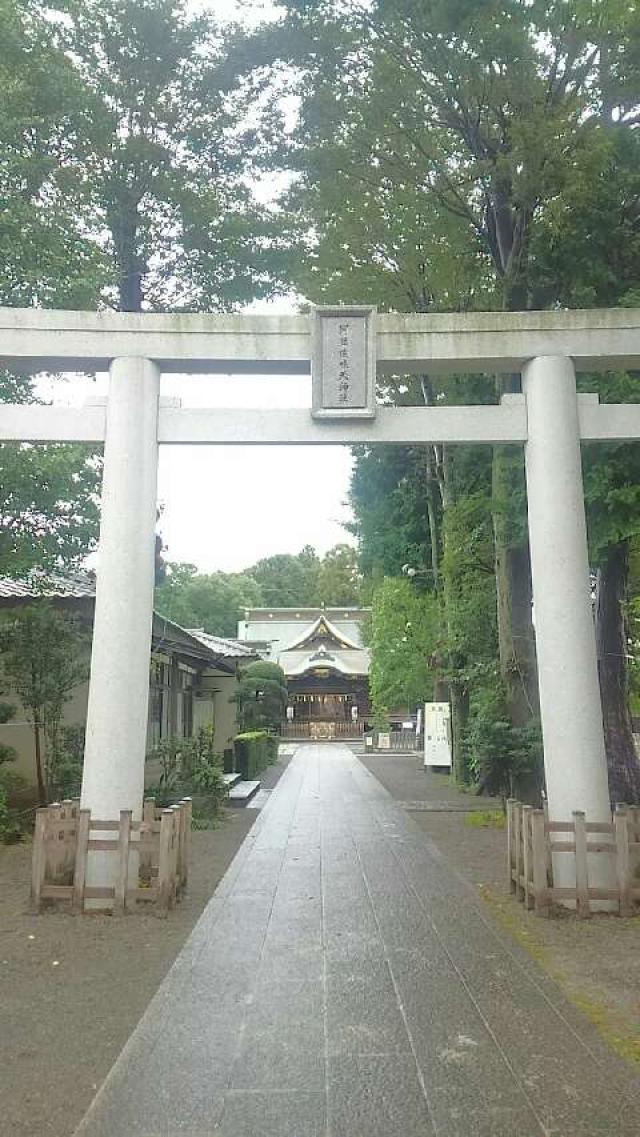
[507,799,640,917]
[31,797,192,916]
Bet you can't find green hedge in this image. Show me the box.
[233,731,278,780]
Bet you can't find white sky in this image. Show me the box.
[43,333,355,574]
[156,369,355,573]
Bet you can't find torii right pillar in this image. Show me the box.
[523,354,614,897]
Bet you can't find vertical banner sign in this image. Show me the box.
[312,306,377,419]
[423,702,452,769]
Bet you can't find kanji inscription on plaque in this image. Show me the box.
[312,306,376,419]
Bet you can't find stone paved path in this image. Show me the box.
[75,745,640,1137]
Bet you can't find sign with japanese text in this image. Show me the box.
[312,306,376,419]
[423,702,452,769]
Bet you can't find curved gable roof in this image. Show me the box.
[283,614,362,653]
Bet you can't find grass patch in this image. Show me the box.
[479,885,640,1068]
[569,994,640,1067]
[464,810,506,830]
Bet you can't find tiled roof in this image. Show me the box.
[0,575,258,664]
[185,629,258,659]
[0,571,96,598]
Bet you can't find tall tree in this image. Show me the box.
[367,577,441,724]
[63,0,288,312]
[0,0,109,307]
[248,547,322,607]
[267,0,640,798]
[315,544,361,606]
[0,1,103,577]
[154,563,262,637]
[530,120,640,802]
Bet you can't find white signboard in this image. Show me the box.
[423,702,452,769]
[312,306,377,419]
[377,732,391,750]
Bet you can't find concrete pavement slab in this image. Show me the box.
[75,744,640,1137]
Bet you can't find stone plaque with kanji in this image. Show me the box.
[312,306,376,419]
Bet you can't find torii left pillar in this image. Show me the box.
[81,356,160,897]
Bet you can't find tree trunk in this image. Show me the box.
[492,437,539,726]
[420,377,440,589]
[595,541,640,804]
[450,681,469,785]
[112,207,143,312]
[33,717,45,806]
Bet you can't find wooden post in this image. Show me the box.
[60,799,77,880]
[157,809,174,917]
[573,810,591,919]
[143,798,156,823]
[181,797,192,891]
[114,810,132,914]
[174,802,185,897]
[169,805,180,907]
[614,806,633,916]
[72,809,91,914]
[30,809,48,912]
[531,809,550,916]
[140,798,156,880]
[513,802,524,901]
[46,802,63,883]
[543,798,553,884]
[522,806,534,910]
[506,799,516,892]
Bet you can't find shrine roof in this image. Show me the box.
[280,648,370,678]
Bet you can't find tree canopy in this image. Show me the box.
[154,544,361,637]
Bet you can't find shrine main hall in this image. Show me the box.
[238,607,370,739]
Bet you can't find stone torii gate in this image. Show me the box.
[2,305,640,894]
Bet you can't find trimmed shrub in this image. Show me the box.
[237,662,288,731]
[233,731,278,780]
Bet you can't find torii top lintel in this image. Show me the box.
[1,306,640,375]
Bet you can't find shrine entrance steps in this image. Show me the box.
[75,744,639,1137]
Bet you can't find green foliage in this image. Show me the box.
[55,0,288,312]
[0,699,17,770]
[0,778,18,844]
[155,564,262,637]
[233,730,278,780]
[145,726,227,819]
[0,603,88,803]
[368,578,441,721]
[267,0,640,799]
[441,489,498,678]
[0,0,109,308]
[248,548,322,608]
[464,811,506,831]
[314,544,360,607]
[349,447,433,582]
[0,702,16,724]
[0,440,101,578]
[466,683,543,800]
[237,662,288,732]
[48,724,86,800]
[155,545,361,638]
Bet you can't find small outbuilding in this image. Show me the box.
[0,573,256,793]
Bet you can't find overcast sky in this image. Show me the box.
[156,370,355,574]
[46,329,355,575]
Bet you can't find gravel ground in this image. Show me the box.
[357,749,640,1066]
[0,754,291,1137]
